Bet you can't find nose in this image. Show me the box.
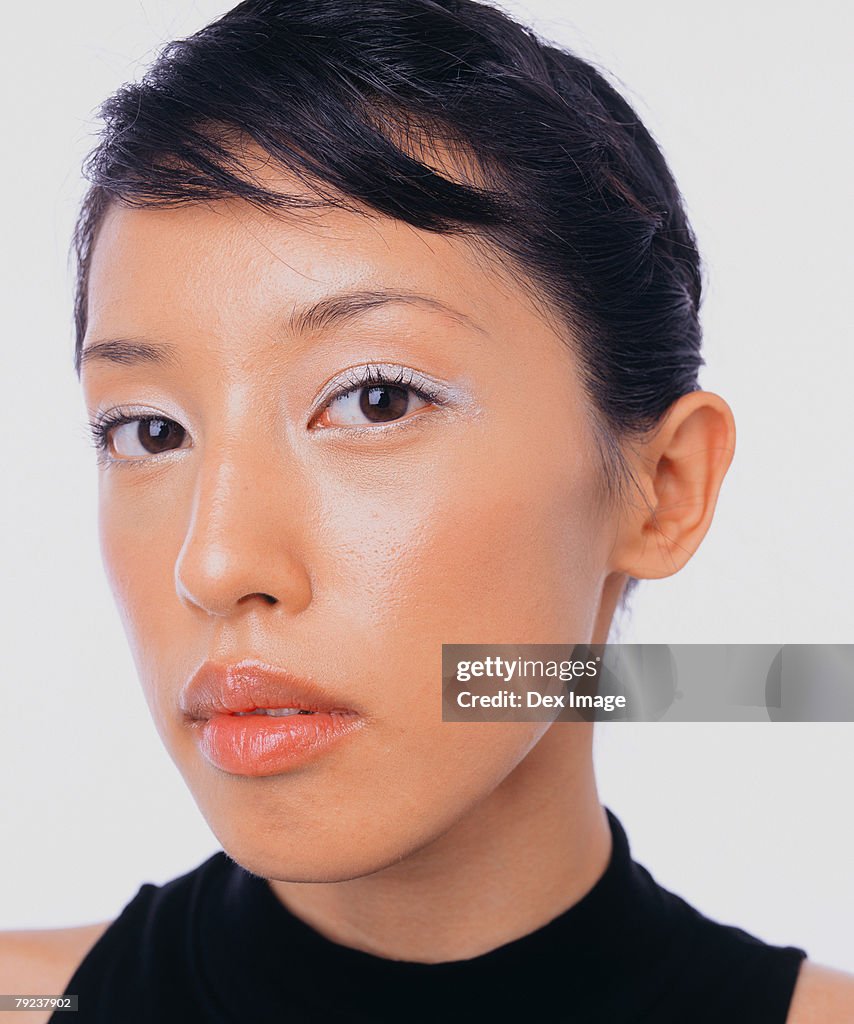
[174,445,313,618]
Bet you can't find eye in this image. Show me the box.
[91,413,190,461]
[313,367,443,429]
[319,384,430,427]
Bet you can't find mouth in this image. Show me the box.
[232,707,317,717]
[180,660,364,776]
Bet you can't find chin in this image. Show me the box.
[180,775,422,882]
[209,814,420,883]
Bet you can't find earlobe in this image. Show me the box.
[611,391,736,581]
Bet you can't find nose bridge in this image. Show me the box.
[174,433,311,616]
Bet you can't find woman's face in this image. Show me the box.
[81,184,620,880]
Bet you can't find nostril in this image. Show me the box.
[237,592,279,607]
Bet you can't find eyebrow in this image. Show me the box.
[79,289,486,370]
[78,339,178,371]
[286,289,486,337]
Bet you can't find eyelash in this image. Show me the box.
[87,364,447,461]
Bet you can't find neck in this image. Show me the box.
[267,723,610,963]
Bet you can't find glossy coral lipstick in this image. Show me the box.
[181,660,364,776]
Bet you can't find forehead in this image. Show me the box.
[85,191,556,348]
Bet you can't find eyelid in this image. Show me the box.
[90,403,188,427]
[311,363,452,421]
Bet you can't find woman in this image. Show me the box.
[2,0,851,1020]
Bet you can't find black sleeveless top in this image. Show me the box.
[52,809,807,1022]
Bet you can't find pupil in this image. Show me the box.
[140,418,184,454]
[359,385,409,423]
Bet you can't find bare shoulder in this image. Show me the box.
[787,960,854,1024]
[0,923,112,1024]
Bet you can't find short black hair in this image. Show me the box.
[74,0,707,600]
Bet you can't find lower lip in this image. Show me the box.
[194,711,363,776]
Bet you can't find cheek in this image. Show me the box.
[320,419,606,652]
[419,467,600,643]
[99,484,150,631]
[97,474,192,707]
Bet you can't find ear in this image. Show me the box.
[610,391,736,580]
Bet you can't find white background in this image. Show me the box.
[0,0,851,971]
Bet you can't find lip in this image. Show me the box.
[181,660,364,777]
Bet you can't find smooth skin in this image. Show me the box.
[2,180,851,1022]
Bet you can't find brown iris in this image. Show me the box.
[359,385,410,423]
[132,418,186,454]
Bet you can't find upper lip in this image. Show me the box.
[180,660,360,721]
